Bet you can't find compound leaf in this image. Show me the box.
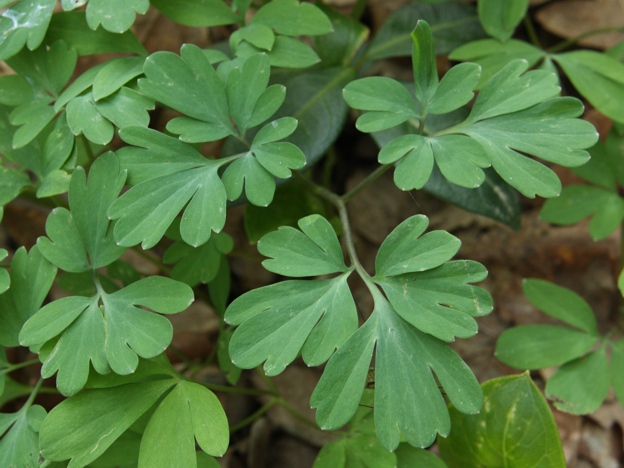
[438,373,565,467]
[0,0,56,60]
[40,152,126,272]
[85,0,149,33]
[40,379,175,466]
[0,245,56,347]
[522,278,598,334]
[226,274,357,374]
[258,214,347,276]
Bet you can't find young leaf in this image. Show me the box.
[0,245,56,347]
[411,20,438,110]
[554,51,624,124]
[0,0,56,60]
[546,345,611,415]
[251,0,332,36]
[109,127,229,249]
[226,275,357,374]
[258,214,347,276]
[40,379,176,466]
[37,152,127,272]
[138,381,229,466]
[438,373,566,467]
[150,0,240,27]
[478,0,528,42]
[85,0,149,33]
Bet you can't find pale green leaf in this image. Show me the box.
[522,279,598,333]
[150,0,240,27]
[251,0,332,36]
[429,62,481,114]
[546,346,611,415]
[94,86,154,128]
[375,215,460,278]
[258,214,347,276]
[378,261,491,342]
[438,373,566,467]
[226,275,356,374]
[40,379,175,466]
[478,0,528,42]
[0,245,56,347]
[0,0,56,60]
[495,325,600,369]
[554,51,624,124]
[85,0,149,33]
[92,56,145,100]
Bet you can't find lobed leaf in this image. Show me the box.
[0,0,56,60]
[411,20,438,109]
[85,0,149,34]
[92,56,145,100]
[226,275,357,373]
[0,405,47,468]
[477,0,528,42]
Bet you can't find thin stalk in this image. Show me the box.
[277,398,324,430]
[548,27,624,54]
[1,359,40,374]
[229,399,278,433]
[23,378,43,408]
[342,164,392,203]
[130,246,172,276]
[523,15,542,49]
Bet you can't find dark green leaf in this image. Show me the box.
[150,0,240,27]
[438,373,565,467]
[412,20,438,109]
[0,245,56,347]
[396,445,447,468]
[478,0,528,42]
[314,433,396,468]
[44,11,147,56]
[66,94,114,145]
[364,3,485,61]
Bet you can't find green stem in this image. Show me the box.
[277,398,324,430]
[229,399,278,433]
[523,15,542,49]
[24,378,43,408]
[547,27,624,54]
[342,164,392,203]
[1,359,40,375]
[131,246,172,276]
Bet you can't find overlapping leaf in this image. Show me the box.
[226,215,356,374]
[0,0,56,61]
[61,0,149,33]
[0,403,47,467]
[495,279,622,414]
[109,126,229,249]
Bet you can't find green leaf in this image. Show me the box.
[55,63,105,111]
[495,325,600,369]
[85,0,149,33]
[0,251,8,295]
[314,434,396,468]
[546,345,611,415]
[217,327,242,385]
[0,0,56,60]
[478,0,528,42]
[92,56,145,100]
[271,66,355,165]
[139,44,234,140]
[571,130,624,190]
[139,381,228,466]
[0,245,56,347]
[44,11,147,56]
[66,94,114,145]
[412,20,438,109]
[364,3,485,61]
[94,86,154,128]
[20,277,193,395]
[251,0,332,36]
[163,232,233,287]
[374,215,460,278]
[343,77,418,132]
[226,275,357,373]
[9,101,56,149]
[554,51,624,124]
[540,185,624,240]
[377,260,491,342]
[438,373,565,467]
[0,75,35,106]
[429,63,481,114]
[396,445,447,468]
[0,166,31,206]
[150,0,240,27]
[40,379,175,466]
[86,430,142,468]
[110,127,228,249]
[230,23,275,51]
[312,4,369,67]
[0,404,47,468]
[37,152,126,272]
[612,340,624,407]
[312,298,483,450]
[221,153,276,206]
[449,39,546,88]
[522,278,599,333]
[258,214,347,276]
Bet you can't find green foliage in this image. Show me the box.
[0,0,618,465]
[496,280,623,414]
[438,373,566,467]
